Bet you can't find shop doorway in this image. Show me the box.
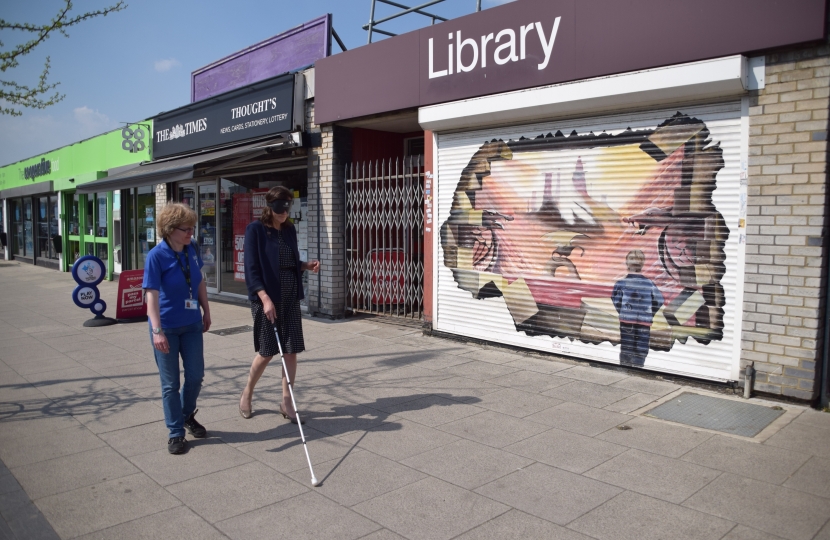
[345,155,424,319]
[179,181,218,292]
[123,185,157,270]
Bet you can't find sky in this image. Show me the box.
[0,0,514,167]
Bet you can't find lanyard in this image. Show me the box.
[166,240,193,299]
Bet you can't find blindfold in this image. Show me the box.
[268,199,292,214]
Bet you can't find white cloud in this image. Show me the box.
[154,58,181,72]
[74,106,114,135]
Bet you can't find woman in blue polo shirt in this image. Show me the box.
[143,202,212,455]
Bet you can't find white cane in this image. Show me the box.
[274,324,319,486]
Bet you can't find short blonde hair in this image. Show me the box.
[626,249,646,272]
[157,203,197,240]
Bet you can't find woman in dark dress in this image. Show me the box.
[240,186,319,423]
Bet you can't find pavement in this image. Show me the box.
[1,260,830,540]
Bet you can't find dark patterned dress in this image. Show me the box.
[251,228,305,356]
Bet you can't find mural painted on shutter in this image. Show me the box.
[440,112,729,367]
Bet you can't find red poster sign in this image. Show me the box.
[115,270,147,320]
[232,189,268,282]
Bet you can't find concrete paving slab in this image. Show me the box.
[475,462,622,525]
[354,476,508,540]
[66,389,166,434]
[722,525,789,540]
[73,506,227,540]
[792,409,830,430]
[357,325,420,340]
[455,509,594,540]
[486,369,573,393]
[783,456,830,498]
[209,411,305,447]
[683,473,830,540]
[217,491,380,540]
[544,380,636,408]
[611,377,681,396]
[596,416,713,458]
[441,360,519,382]
[401,438,533,490]
[9,357,84,377]
[557,366,629,385]
[681,434,811,484]
[569,491,735,540]
[129,438,253,486]
[167,461,308,523]
[12,446,139,500]
[95,362,161,390]
[603,392,659,413]
[350,418,460,460]
[23,368,123,400]
[411,376,503,402]
[473,387,563,418]
[764,421,830,459]
[504,428,627,474]
[2,489,61,540]
[584,448,721,503]
[501,356,574,374]
[97,421,169,457]
[35,472,181,539]
[237,427,364,474]
[359,529,408,540]
[301,402,390,439]
[816,520,830,540]
[0,423,103,468]
[526,401,630,436]
[457,348,528,365]
[436,410,549,448]
[381,393,482,426]
[289,450,425,506]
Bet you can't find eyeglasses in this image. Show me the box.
[176,227,195,234]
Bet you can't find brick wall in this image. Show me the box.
[307,99,351,317]
[742,43,829,401]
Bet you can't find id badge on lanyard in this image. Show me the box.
[172,241,199,310]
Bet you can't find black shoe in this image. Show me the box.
[168,436,188,454]
[184,409,207,438]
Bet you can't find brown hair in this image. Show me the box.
[259,186,294,226]
[157,202,197,240]
[625,249,646,273]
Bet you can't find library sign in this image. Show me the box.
[153,73,295,159]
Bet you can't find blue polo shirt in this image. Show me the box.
[143,240,204,329]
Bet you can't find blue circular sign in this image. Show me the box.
[71,256,108,318]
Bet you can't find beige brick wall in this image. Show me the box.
[306,100,350,317]
[742,44,829,401]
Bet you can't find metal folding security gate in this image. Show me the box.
[346,156,424,319]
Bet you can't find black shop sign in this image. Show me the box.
[153,73,296,159]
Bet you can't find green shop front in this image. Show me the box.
[0,125,152,278]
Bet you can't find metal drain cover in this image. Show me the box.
[644,392,785,437]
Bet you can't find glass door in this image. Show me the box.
[135,186,156,269]
[196,182,218,291]
[23,198,33,258]
[37,196,51,260]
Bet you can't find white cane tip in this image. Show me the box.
[311,477,319,487]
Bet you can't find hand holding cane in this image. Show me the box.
[274,324,319,486]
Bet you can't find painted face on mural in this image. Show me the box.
[440,112,729,355]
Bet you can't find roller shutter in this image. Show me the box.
[435,102,745,381]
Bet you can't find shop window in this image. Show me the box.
[97,193,108,237]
